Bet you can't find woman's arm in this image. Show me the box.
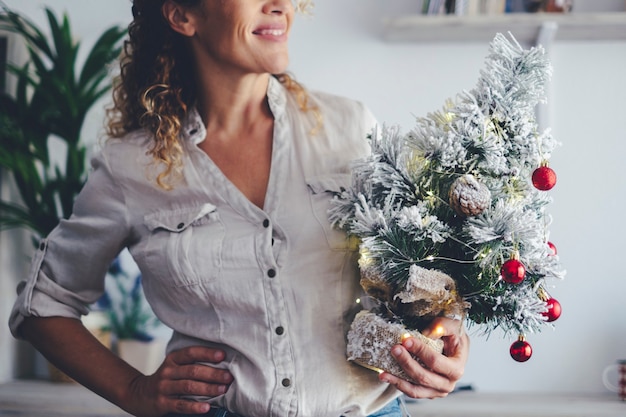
[19,316,233,417]
[379,317,470,399]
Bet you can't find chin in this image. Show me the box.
[264,54,290,75]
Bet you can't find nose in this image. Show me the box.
[263,0,292,15]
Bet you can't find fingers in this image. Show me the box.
[412,337,466,384]
[168,345,227,365]
[160,347,233,394]
[162,359,233,385]
[161,366,232,397]
[125,346,234,416]
[380,338,456,398]
[382,319,470,400]
[422,317,470,360]
[379,371,450,400]
[448,327,470,363]
[127,372,216,417]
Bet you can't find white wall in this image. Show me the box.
[2,0,626,394]
[288,0,626,395]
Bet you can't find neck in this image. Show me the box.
[194,69,273,137]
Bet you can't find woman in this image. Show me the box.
[9,1,469,416]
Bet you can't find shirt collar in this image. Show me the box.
[181,75,288,146]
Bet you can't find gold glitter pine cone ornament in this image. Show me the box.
[449,174,491,217]
[346,311,444,383]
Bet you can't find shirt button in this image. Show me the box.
[282,378,291,387]
[275,326,284,335]
[267,269,276,278]
[263,219,270,228]
[176,222,185,230]
[39,241,46,251]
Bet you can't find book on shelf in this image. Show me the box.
[419,0,573,16]
[421,0,505,16]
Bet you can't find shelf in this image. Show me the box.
[383,12,626,44]
[404,391,626,417]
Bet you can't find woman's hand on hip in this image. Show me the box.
[126,346,233,417]
[379,317,470,399]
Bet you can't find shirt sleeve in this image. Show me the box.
[9,148,131,338]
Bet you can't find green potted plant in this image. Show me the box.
[0,3,125,239]
[97,256,162,342]
[0,1,166,381]
[95,253,166,375]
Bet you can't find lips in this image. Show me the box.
[252,25,288,40]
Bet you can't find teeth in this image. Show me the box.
[257,29,284,36]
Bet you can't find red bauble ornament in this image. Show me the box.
[547,241,557,256]
[532,165,557,191]
[542,297,562,322]
[510,337,533,362]
[501,259,526,284]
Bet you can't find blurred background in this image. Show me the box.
[1,0,625,396]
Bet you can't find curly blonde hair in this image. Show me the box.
[106,0,318,189]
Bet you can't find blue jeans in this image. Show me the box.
[168,397,403,417]
[367,397,403,417]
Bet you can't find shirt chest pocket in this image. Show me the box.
[143,204,224,287]
[306,174,357,252]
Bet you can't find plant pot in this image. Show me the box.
[116,339,166,375]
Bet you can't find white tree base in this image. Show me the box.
[346,310,444,383]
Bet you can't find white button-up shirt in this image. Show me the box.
[10,76,399,416]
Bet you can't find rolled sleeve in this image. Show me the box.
[9,149,131,338]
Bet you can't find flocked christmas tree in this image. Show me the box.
[329,33,565,379]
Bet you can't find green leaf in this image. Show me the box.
[78,26,125,91]
[0,201,37,232]
[45,8,62,56]
[46,9,78,87]
[0,4,123,235]
[9,62,35,115]
[0,6,53,59]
